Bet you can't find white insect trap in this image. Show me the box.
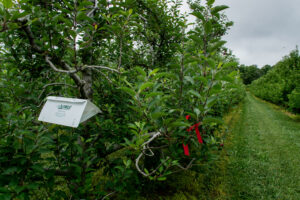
[38,96,101,128]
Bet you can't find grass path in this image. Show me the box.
[220,93,300,199]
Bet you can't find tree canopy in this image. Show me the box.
[250,48,300,113]
[0,0,247,199]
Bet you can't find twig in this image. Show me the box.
[84,65,120,73]
[87,0,98,17]
[167,158,197,176]
[176,158,196,170]
[138,14,147,22]
[96,70,113,84]
[118,37,123,72]
[101,191,116,200]
[38,82,77,99]
[17,106,31,115]
[147,145,169,149]
[135,132,164,177]
[135,130,196,177]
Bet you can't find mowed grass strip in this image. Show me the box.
[224,93,300,200]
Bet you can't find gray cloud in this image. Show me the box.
[181,0,300,67]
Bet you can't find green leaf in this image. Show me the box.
[0,187,10,193]
[220,75,234,83]
[124,138,132,146]
[206,96,218,108]
[204,21,212,33]
[145,92,163,99]
[128,8,133,15]
[78,0,94,8]
[223,62,238,69]
[25,18,39,26]
[69,29,76,39]
[126,159,132,167]
[161,95,172,102]
[217,62,223,69]
[226,21,234,27]
[194,108,200,117]
[195,76,208,85]
[2,167,18,175]
[191,12,205,21]
[157,177,167,181]
[207,58,216,68]
[170,121,190,128]
[184,54,202,64]
[3,0,13,8]
[211,5,229,15]
[203,116,223,124]
[124,79,133,88]
[151,112,166,120]
[139,82,154,93]
[144,168,149,175]
[12,11,29,20]
[134,67,146,77]
[149,68,159,76]
[207,0,215,6]
[229,71,238,77]
[26,183,39,190]
[120,87,135,96]
[0,193,12,200]
[155,72,177,79]
[212,82,222,91]
[188,90,201,98]
[210,41,226,52]
[159,166,164,173]
[184,76,194,84]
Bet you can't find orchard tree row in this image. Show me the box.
[0,0,245,199]
[249,48,300,113]
[239,64,272,85]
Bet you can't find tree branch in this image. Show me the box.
[135,132,164,177]
[118,37,123,72]
[93,69,113,84]
[18,19,94,98]
[102,191,116,200]
[87,0,98,17]
[45,56,78,74]
[84,65,120,73]
[21,22,43,53]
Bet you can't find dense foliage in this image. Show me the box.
[249,48,300,113]
[0,0,245,199]
[239,64,271,85]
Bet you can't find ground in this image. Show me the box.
[214,93,300,200]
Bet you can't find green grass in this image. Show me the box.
[222,92,300,200]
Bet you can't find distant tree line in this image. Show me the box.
[239,64,272,85]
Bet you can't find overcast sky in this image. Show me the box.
[180,0,300,67]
